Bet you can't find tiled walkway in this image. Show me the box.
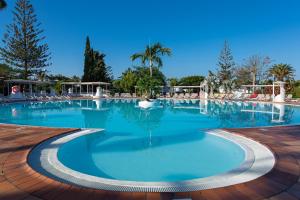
[0,124,299,200]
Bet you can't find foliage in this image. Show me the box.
[0,0,7,9]
[206,70,218,94]
[47,74,76,81]
[82,36,92,81]
[135,67,165,97]
[92,51,113,82]
[0,0,51,79]
[293,86,300,98]
[0,63,22,78]
[131,42,171,77]
[217,41,235,89]
[268,63,295,81]
[178,75,204,86]
[113,66,166,97]
[119,68,138,94]
[112,79,123,93]
[239,55,271,86]
[136,75,161,97]
[82,36,113,82]
[134,66,166,85]
[167,78,179,87]
[234,67,252,87]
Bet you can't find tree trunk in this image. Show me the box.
[252,73,256,87]
[149,59,153,77]
[24,60,28,80]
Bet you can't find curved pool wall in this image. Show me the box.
[28,129,275,192]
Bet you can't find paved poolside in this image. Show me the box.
[0,124,299,200]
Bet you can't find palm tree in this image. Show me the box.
[0,0,7,9]
[131,42,171,77]
[269,63,295,81]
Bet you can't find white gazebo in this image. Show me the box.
[4,79,54,97]
[61,82,111,97]
[242,81,286,103]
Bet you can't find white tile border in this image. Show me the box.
[28,129,275,192]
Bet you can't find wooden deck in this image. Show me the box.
[0,124,299,200]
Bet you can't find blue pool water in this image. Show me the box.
[1,99,300,181]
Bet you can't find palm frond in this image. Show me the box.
[130,53,144,61]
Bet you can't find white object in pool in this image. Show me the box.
[138,100,155,109]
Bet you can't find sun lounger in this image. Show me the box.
[178,93,185,99]
[190,93,199,99]
[218,94,226,99]
[224,94,234,100]
[213,94,219,99]
[285,94,293,102]
[184,93,191,99]
[265,94,271,101]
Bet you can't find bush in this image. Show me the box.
[293,87,300,98]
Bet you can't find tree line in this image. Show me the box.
[206,41,295,94]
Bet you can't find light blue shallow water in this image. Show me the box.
[1,99,300,181]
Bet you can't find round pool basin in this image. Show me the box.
[57,130,245,182]
[28,129,275,192]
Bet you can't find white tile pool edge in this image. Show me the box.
[28,129,275,192]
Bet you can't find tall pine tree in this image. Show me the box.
[0,0,51,79]
[82,36,93,81]
[217,41,235,82]
[82,37,113,82]
[91,51,113,82]
[217,41,235,93]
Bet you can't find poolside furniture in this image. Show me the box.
[114,93,120,98]
[208,93,214,99]
[243,93,250,100]
[248,93,258,101]
[173,93,179,98]
[213,94,219,99]
[285,94,293,102]
[184,93,191,99]
[190,93,199,99]
[218,94,226,100]
[132,93,137,98]
[225,94,234,100]
[166,93,171,98]
[265,94,272,101]
[121,93,132,98]
[256,94,265,101]
[178,93,185,99]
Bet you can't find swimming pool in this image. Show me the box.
[1,99,299,129]
[1,99,294,191]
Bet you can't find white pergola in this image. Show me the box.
[4,79,54,96]
[61,82,111,96]
[242,81,286,102]
[242,82,283,96]
[171,85,203,94]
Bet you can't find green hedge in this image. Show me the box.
[293,87,300,98]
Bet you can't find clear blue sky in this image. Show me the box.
[1,0,300,79]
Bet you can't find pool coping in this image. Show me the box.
[28,129,275,192]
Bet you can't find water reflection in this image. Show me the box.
[0,99,297,130]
